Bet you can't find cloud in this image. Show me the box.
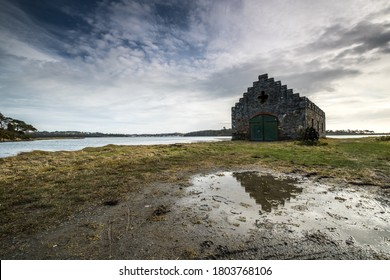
[279,68,361,94]
[0,0,389,133]
[304,21,390,59]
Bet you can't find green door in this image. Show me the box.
[250,115,278,141]
[251,123,264,141]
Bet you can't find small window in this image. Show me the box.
[258,91,269,103]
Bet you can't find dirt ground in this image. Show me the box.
[3,167,390,260]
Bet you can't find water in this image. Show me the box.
[2,134,386,158]
[0,136,231,158]
[183,171,390,254]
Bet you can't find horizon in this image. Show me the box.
[30,128,388,135]
[1,0,389,134]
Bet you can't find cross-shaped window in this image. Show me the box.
[258,91,268,103]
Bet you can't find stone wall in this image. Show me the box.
[232,74,326,140]
[304,98,326,137]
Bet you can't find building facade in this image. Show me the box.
[232,74,326,141]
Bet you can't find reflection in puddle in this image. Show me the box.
[182,171,390,255]
[233,172,302,212]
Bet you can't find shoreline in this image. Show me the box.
[0,138,34,142]
[1,133,389,151]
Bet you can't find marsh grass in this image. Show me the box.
[0,138,389,240]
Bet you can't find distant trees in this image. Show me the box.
[184,128,232,137]
[0,112,5,130]
[0,112,37,141]
[326,129,375,135]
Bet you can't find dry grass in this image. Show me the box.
[0,138,389,240]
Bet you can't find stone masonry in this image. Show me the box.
[232,74,326,141]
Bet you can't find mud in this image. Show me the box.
[2,169,390,260]
[184,171,390,255]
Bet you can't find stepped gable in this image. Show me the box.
[231,73,326,141]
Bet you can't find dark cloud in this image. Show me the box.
[12,0,92,29]
[154,0,195,29]
[305,21,390,57]
[0,0,96,60]
[279,68,361,95]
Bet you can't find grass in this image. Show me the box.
[0,138,389,240]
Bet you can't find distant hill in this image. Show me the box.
[30,129,232,138]
[31,131,184,138]
[184,128,232,137]
[326,129,376,135]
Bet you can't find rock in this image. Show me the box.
[335,196,347,202]
[239,202,251,208]
[199,205,212,211]
[200,240,214,249]
[327,211,348,220]
[237,216,246,222]
[291,205,308,211]
[346,236,355,245]
[152,205,170,216]
[103,200,119,206]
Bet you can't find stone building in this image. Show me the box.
[232,74,325,141]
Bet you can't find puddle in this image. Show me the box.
[182,171,390,254]
[232,172,302,213]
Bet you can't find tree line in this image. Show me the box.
[0,112,37,141]
[325,129,376,135]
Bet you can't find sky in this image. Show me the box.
[0,0,389,133]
